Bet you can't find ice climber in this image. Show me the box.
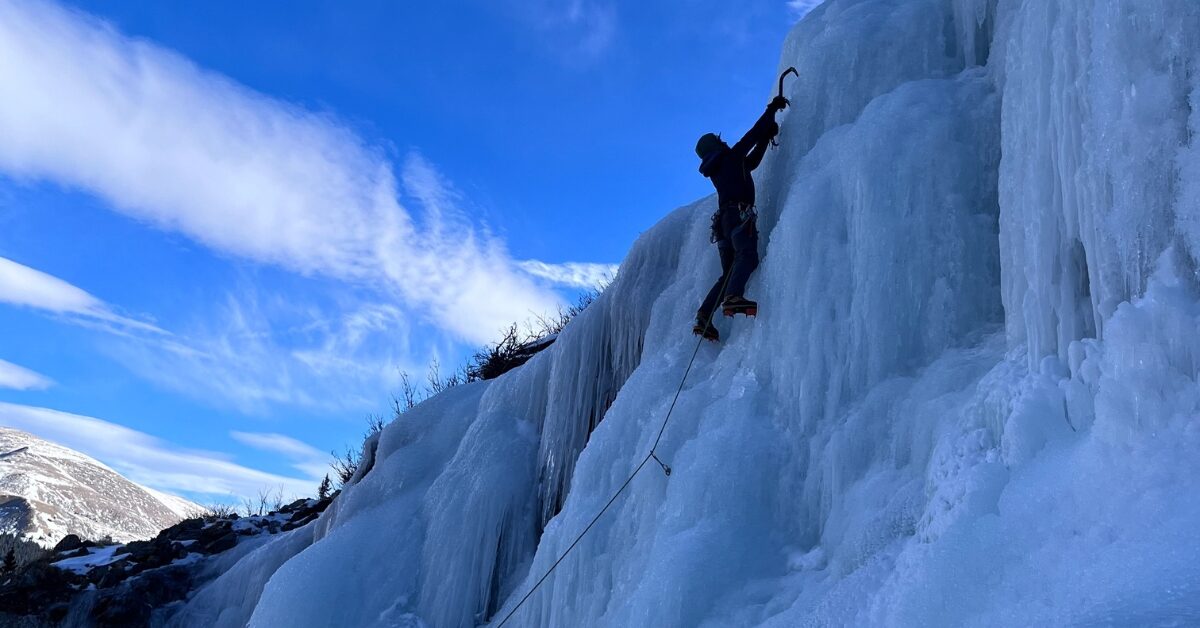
[692,94,789,341]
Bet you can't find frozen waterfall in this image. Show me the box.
[164,1,1200,626]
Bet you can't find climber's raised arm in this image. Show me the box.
[730,96,788,162]
[745,130,773,171]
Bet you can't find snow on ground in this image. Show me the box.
[51,546,124,575]
[166,0,1200,626]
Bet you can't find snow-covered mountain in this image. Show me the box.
[160,1,1200,626]
[0,427,204,547]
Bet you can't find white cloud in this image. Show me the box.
[519,260,617,289]
[0,252,433,419]
[231,431,329,480]
[557,0,618,59]
[507,0,617,62]
[106,290,418,415]
[231,431,324,461]
[0,0,605,345]
[0,358,52,390]
[787,0,826,18]
[0,401,315,499]
[0,255,161,333]
[394,154,566,341]
[0,252,411,415]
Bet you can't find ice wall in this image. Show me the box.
[998,0,1200,364]
[165,0,1200,626]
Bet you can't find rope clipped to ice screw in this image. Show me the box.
[495,224,746,627]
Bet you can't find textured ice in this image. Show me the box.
[165,0,1200,626]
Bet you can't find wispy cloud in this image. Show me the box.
[0,256,161,333]
[0,401,314,499]
[395,153,567,340]
[231,431,328,480]
[0,0,603,346]
[787,0,826,19]
[0,358,52,390]
[106,289,418,415]
[506,0,618,62]
[555,0,618,59]
[518,260,616,289]
[0,251,410,414]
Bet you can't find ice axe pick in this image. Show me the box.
[771,66,799,147]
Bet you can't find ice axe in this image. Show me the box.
[777,66,798,102]
[771,66,799,147]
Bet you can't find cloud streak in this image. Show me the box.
[0,358,52,390]
[518,260,616,289]
[0,255,417,416]
[0,401,315,499]
[0,255,161,333]
[105,289,419,415]
[507,0,618,62]
[787,0,826,18]
[0,0,603,345]
[553,0,618,59]
[231,431,329,480]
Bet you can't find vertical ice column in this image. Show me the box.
[996,0,1200,366]
[949,0,999,68]
[759,71,1003,432]
[535,208,687,527]
[758,0,988,218]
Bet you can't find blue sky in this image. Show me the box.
[0,0,809,504]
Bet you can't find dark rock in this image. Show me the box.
[280,498,309,513]
[53,535,83,553]
[281,513,318,532]
[89,564,110,584]
[98,566,125,589]
[280,496,334,532]
[0,559,84,616]
[116,540,151,559]
[203,533,238,554]
[157,516,205,542]
[107,538,180,577]
[1,500,343,626]
[197,521,232,545]
[46,603,69,623]
[91,564,192,628]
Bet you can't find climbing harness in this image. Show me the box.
[739,203,758,225]
[711,203,756,243]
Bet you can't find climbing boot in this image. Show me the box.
[692,320,720,342]
[722,296,758,317]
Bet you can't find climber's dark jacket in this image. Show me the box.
[693,106,780,318]
[697,108,780,211]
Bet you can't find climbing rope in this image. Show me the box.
[494,261,737,627]
[496,69,792,626]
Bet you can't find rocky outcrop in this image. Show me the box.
[0,497,334,627]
